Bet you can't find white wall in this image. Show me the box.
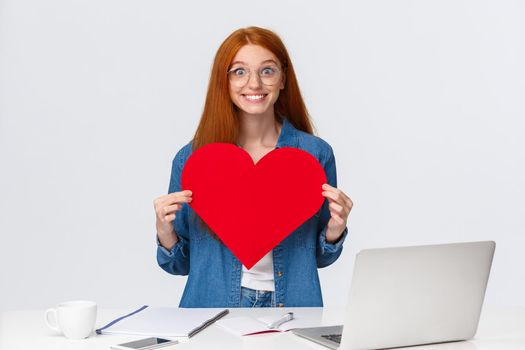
[1,0,523,312]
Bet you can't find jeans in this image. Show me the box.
[240,287,276,307]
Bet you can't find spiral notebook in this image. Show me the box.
[96,306,229,338]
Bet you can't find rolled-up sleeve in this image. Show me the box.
[156,146,191,275]
[316,145,348,268]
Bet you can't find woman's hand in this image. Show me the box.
[321,184,353,243]
[153,190,192,249]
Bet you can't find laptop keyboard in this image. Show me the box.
[321,333,342,344]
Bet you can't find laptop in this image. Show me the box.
[292,241,495,349]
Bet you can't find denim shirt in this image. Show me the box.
[157,118,348,308]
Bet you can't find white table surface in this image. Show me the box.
[1,306,524,350]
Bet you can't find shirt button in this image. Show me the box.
[277,271,283,277]
[278,303,284,308]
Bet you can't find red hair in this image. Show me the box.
[192,26,313,151]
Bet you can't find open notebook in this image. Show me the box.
[96,306,229,338]
[216,314,327,336]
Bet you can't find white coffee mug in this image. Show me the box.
[45,300,97,339]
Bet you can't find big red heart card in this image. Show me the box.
[181,143,327,269]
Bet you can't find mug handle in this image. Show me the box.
[45,308,61,332]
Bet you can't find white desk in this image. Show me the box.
[1,306,524,350]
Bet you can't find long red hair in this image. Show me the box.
[192,27,313,151]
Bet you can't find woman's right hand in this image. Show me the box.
[153,190,192,249]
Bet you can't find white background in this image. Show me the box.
[1,0,523,312]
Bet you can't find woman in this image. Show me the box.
[153,27,353,308]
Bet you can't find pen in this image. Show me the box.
[267,312,294,329]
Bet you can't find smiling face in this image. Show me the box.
[228,44,285,118]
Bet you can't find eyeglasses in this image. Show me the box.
[227,65,282,87]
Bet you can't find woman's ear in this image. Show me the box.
[280,73,286,90]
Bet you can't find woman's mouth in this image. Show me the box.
[242,94,268,103]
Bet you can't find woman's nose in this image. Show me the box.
[246,71,263,89]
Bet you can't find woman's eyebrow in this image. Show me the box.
[260,59,278,65]
[230,59,279,66]
[230,60,246,66]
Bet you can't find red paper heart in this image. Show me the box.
[181,143,327,269]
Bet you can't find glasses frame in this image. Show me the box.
[227,65,283,87]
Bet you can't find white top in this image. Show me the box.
[241,250,275,291]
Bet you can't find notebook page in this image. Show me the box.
[100,307,227,337]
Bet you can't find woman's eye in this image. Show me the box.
[261,67,276,75]
[232,68,247,76]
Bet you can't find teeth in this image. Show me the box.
[244,95,265,100]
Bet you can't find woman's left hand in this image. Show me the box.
[322,184,353,243]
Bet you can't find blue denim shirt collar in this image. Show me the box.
[275,117,299,149]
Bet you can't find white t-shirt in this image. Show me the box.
[241,250,275,291]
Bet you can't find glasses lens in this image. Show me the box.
[228,67,249,86]
[259,66,280,86]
